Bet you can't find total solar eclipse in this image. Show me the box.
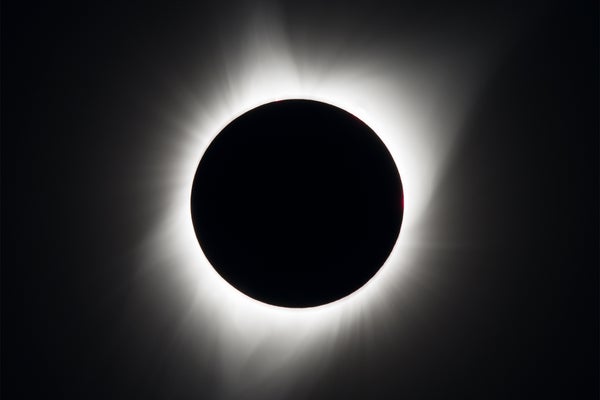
[191,100,403,308]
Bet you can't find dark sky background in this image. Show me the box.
[3,1,598,399]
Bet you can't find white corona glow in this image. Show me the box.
[137,6,497,398]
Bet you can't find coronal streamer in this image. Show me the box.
[137,5,505,398]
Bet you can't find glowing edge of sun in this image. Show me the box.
[138,9,477,389]
[175,88,428,313]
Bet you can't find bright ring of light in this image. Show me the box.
[138,6,482,397]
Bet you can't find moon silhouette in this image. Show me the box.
[191,99,403,307]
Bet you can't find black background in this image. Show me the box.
[3,1,598,399]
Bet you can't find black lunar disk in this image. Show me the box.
[191,100,403,308]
